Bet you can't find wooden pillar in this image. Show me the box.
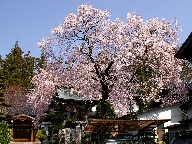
[11,126,14,141]
[30,129,34,142]
[11,127,13,138]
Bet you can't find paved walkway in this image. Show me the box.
[10,142,40,144]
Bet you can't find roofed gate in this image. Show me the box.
[7,114,36,142]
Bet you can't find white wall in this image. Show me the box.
[137,104,182,126]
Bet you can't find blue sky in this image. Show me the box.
[1,0,192,58]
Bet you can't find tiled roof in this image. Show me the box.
[57,88,99,101]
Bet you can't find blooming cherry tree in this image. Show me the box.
[29,4,187,120]
[2,84,33,116]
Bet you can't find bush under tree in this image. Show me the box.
[0,122,10,144]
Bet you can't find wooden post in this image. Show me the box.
[11,127,13,139]
[30,129,34,142]
[65,128,70,144]
[75,125,81,144]
[97,133,100,144]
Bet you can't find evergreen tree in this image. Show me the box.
[0,42,43,117]
[2,42,36,89]
[0,56,11,120]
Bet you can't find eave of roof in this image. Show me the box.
[6,114,35,122]
[175,32,192,60]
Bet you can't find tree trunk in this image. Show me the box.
[100,99,106,119]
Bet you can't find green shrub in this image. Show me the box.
[0,122,10,144]
[94,101,116,120]
[36,130,47,140]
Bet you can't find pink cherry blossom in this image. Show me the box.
[28,4,187,124]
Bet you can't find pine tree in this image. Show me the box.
[2,42,36,89]
[0,42,43,117]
